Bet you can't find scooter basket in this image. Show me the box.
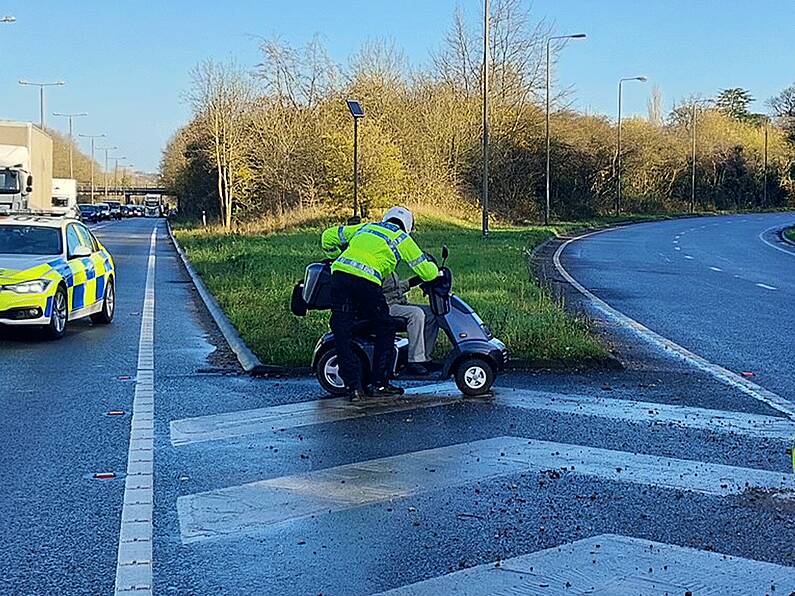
[302,262,333,310]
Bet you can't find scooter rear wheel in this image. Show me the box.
[454,357,496,396]
[316,348,369,397]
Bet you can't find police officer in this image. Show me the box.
[321,206,439,401]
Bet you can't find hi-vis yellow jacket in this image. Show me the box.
[321,222,439,286]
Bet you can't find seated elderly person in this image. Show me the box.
[382,271,440,376]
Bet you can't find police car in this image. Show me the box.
[0,214,116,338]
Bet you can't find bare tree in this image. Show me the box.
[647,85,663,126]
[188,60,253,229]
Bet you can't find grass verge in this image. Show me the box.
[785,227,795,243]
[174,218,607,368]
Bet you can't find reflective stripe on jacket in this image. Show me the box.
[320,222,439,286]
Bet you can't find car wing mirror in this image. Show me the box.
[70,246,92,259]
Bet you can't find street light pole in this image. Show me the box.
[79,133,105,204]
[97,145,118,199]
[19,80,66,129]
[53,112,87,179]
[544,33,586,226]
[482,0,490,236]
[763,122,769,209]
[615,76,647,215]
[110,156,126,199]
[345,100,365,220]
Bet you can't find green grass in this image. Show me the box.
[174,219,608,367]
[785,228,795,243]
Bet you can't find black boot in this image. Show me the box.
[347,388,368,403]
[369,383,405,397]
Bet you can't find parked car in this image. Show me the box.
[78,204,100,224]
[106,201,122,220]
[95,203,111,221]
[121,205,134,218]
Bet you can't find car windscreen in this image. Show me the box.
[0,170,20,194]
[0,225,63,255]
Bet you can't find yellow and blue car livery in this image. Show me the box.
[0,215,115,337]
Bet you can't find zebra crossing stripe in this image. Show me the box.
[373,534,795,595]
[176,436,795,544]
[169,383,795,446]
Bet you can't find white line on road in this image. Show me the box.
[758,223,795,257]
[170,383,795,446]
[375,534,795,595]
[553,229,795,420]
[709,266,723,272]
[114,225,157,595]
[684,255,694,259]
[756,283,778,291]
[176,436,795,544]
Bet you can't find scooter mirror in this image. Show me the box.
[441,245,449,260]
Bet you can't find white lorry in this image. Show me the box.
[144,194,162,217]
[51,178,78,217]
[0,122,53,213]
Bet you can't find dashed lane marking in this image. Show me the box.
[176,436,795,544]
[709,266,723,272]
[553,228,795,420]
[684,254,694,259]
[114,224,157,595]
[170,382,795,446]
[375,534,795,595]
[756,283,778,291]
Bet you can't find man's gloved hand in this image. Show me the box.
[408,276,423,287]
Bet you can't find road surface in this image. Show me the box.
[560,212,795,404]
[2,217,795,595]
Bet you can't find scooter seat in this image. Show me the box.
[351,316,408,337]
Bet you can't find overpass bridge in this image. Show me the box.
[76,186,175,204]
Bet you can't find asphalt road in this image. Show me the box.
[3,216,795,595]
[560,212,795,404]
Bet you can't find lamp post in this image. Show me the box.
[79,133,105,203]
[615,75,647,215]
[688,98,711,214]
[52,112,87,178]
[97,145,118,200]
[111,156,126,198]
[19,80,65,129]
[544,33,586,226]
[345,100,365,220]
[482,0,491,236]
[762,118,769,209]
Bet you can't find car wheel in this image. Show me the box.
[91,277,115,324]
[45,285,68,339]
[454,357,496,396]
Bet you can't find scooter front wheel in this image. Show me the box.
[454,357,496,396]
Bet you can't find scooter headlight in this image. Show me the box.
[1,279,53,294]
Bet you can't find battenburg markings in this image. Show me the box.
[176,436,795,544]
[374,534,795,595]
[169,383,795,446]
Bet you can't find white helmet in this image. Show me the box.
[383,206,414,233]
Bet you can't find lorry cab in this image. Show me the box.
[0,123,52,214]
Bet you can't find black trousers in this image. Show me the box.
[330,271,396,390]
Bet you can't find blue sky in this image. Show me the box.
[2,1,793,172]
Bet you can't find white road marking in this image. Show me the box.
[756,283,777,291]
[674,246,681,251]
[375,534,795,595]
[554,229,795,420]
[170,382,795,446]
[176,436,795,543]
[114,225,157,595]
[758,223,795,257]
[169,392,466,446]
[684,255,694,259]
[709,266,723,272]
